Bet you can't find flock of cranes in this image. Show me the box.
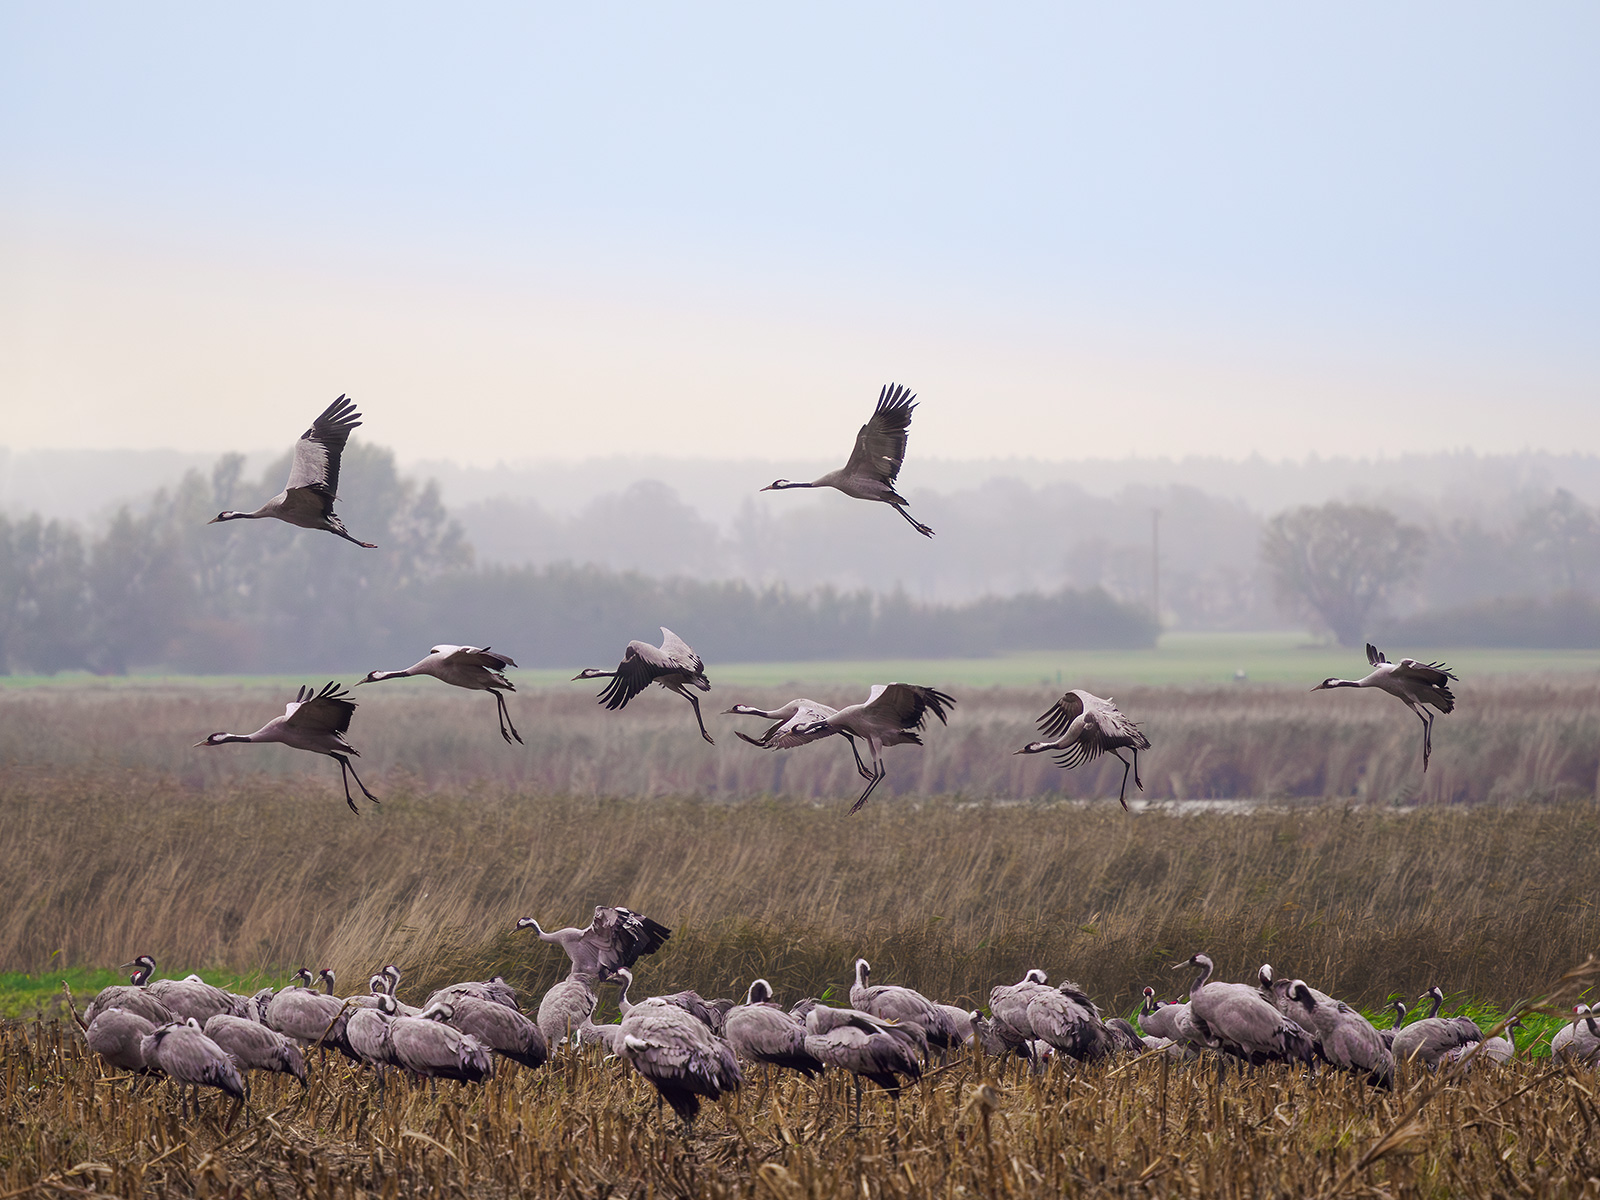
[61,390,1506,1142]
[190,393,1463,815]
[72,905,1600,1130]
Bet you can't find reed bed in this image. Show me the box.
[4,764,1599,1016]
[3,677,1599,804]
[6,1012,1600,1199]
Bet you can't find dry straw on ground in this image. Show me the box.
[6,1011,1600,1199]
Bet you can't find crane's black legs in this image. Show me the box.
[1406,702,1434,771]
[1110,749,1145,811]
[1111,751,1134,811]
[682,691,715,745]
[841,732,873,780]
[331,753,380,814]
[494,691,524,745]
[892,503,934,538]
[850,759,886,814]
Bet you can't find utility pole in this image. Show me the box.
[1151,508,1161,628]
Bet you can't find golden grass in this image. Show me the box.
[4,761,1599,1017]
[7,1013,1600,1199]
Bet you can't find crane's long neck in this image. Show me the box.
[369,669,413,683]
[1328,679,1365,689]
[854,961,868,991]
[217,508,270,522]
[1393,1000,1407,1025]
[768,480,819,490]
[132,963,154,987]
[616,972,634,1015]
[1187,959,1212,997]
[1426,992,1443,1019]
[216,733,259,744]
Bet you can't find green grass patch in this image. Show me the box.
[0,966,279,1020]
[5,632,1600,692]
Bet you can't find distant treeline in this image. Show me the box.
[0,448,1156,675]
[1380,592,1600,650]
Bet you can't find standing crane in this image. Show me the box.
[140,1019,246,1119]
[1313,643,1458,771]
[790,683,956,813]
[1172,954,1315,1068]
[196,682,379,814]
[207,395,375,547]
[760,383,934,537]
[574,628,715,744]
[1014,689,1150,810]
[616,998,743,1127]
[359,645,523,743]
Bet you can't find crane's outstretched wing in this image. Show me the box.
[1036,690,1088,739]
[1366,643,1388,667]
[656,628,704,674]
[285,395,362,506]
[597,642,666,710]
[1395,658,1457,685]
[841,384,916,486]
[285,681,357,734]
[1395,658,1458,711]
[590,906,672,976]
[869,682,956,730]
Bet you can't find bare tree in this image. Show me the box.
[1261,503,1425,646]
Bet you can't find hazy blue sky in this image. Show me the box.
[3,3,1596,463]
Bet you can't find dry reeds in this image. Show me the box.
[3,677,1599,803]
[3,762,1598,1016]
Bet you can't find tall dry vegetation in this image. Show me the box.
[4,752,1598,1014]
[4,676,1600,803]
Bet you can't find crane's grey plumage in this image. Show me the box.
[141,1019,246,1116]
[425,976,520,1012]
[1138,989,1203,1059]
[849,958,961,1052]
[1550,1004,1599,1065]
[345,993,401,1069]
[617,998,743,1124]
[358,645,524,744]
[209,395,375,547]
[803,1004,923,1124]
[1390,986,1480,1070]
[1444,1017,1522,1070]
[1015,689,1151,810]
[443,994,548,1069]
[791,682,956,813]
[197,682,378,814]
[264,970,355,1057]
[761,383,933,537]
[1174,954,1315,1066]
[579,1012,626,1054]
[722,979,825,1077]
[147,970,252,1025]
[518,906,672,984]
[203,1014,308,1088]
[537,978,598,1049]
[1313,643,1458,771]
[611,967,718,1030]
[574,628,715,744]
[723,699,844,750]
[389,1002,495,1083]
[987,971,1124,1063]
[85,1009,160,1074]
[1285,980,1393,1087]
[84,958,177,1028]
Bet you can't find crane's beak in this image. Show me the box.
[193,739,210,747]
[1169,961,1190,970]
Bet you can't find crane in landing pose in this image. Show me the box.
[1313,643,1457,771]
